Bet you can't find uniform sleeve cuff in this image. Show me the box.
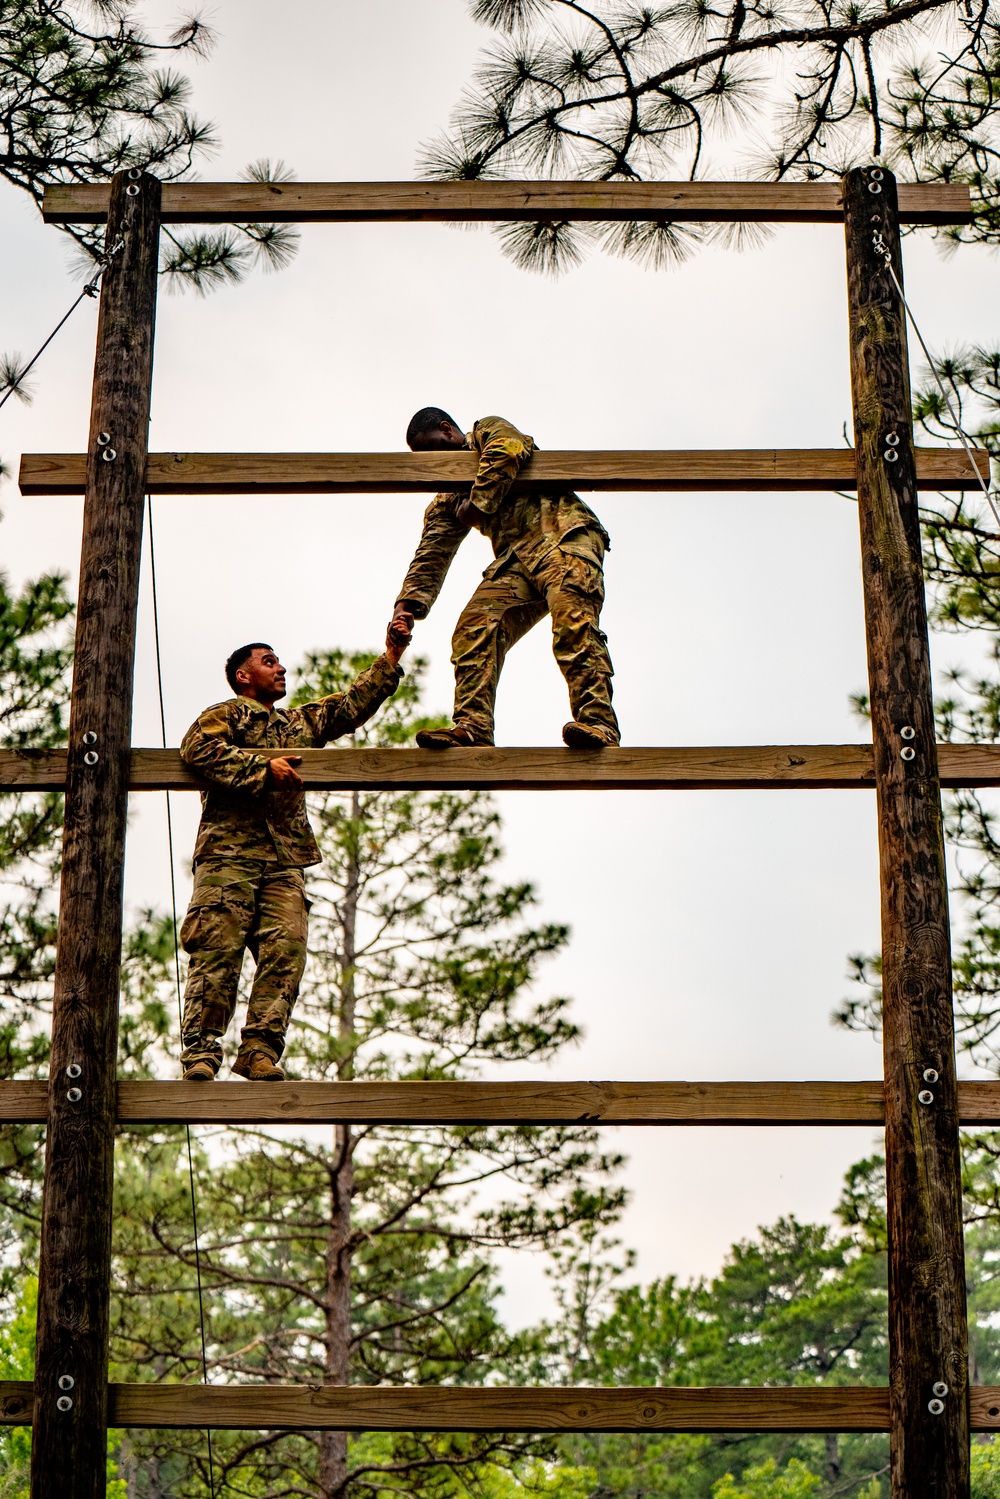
[396,597,428,620]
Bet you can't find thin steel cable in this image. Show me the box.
[876,241,1000,534]
[146,495,218,1498]
[0,239,123,415]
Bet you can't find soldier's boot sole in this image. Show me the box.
[562,721,619,751]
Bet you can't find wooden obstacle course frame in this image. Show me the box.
[20,171,982,1499]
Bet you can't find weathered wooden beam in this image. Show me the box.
[116,1078,887,1125]
[30,171,161,1499]
[3,1380,1000,1431]
[111,1384,886,1432]
[0,1083,47,1121]
[0,1382,887,1431]
[103,1077,1000,1126]
[41,179,972,227]
[1,743,1000,793]
[0,1079,890,1125]
[18,446,989,496]
[8,1078,1000,1127]
[845,166,969,1499]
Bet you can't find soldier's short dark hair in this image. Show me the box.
[225,642,273,693]
[406,406,458,446]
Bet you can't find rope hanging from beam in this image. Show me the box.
[146,494,218,1499]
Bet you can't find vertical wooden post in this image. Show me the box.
[31,169,160,1499]
[844,166,969,1498]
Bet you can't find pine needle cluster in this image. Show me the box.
[422,0,1000,272]
[1,4,299,292]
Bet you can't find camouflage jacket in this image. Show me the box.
[181,654,403,868]
[395,415,610,619]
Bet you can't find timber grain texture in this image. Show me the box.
[41,179,972,226]
[18,446,989,496]
[30,171,161,1499]
[1,743,1000,792]
[0,1382,892,1431]
[3,1380,1000,1432]
[7,1079,1000,1125]
[846,167,969,1498]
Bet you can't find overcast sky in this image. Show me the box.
[1,0,996,1323]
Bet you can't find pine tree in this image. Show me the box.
[529,1158,895,1498]
[0,563,74,1493]
[424,0,1000,273]
[0,4,300,411]
[0,566,74,1247]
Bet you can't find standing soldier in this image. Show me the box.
[178,626,411,1082]
[390,409,619,750]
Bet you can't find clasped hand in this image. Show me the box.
[386,609,414,665]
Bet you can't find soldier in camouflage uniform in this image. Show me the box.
[391,408,619,750]
[178,629,410,1082]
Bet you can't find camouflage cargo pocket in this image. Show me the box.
[180,890,254,954]
[558,528,606,570]
[556,553,605,604]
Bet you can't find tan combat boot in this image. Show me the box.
[232,1050,286,1082]
[182,1059,217,1081]
[415,725,490,750]
[562,721,618,750]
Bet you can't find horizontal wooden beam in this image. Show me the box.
[0,1382,878,1431]
[3,1079,1000,1126]
[1,744,999,794]
[19,447,989,497]
[116,1079,887,1125]
[3,1380,999,1432]
[113,1384,885,1432]
[41,180,971,227]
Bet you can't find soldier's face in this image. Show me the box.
[236,649,287,704]
[408,420,466,452]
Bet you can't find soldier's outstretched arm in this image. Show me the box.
[461,415,534,523]
[300,652,406,744]
[180,704,271,793]
[393,493,470,624]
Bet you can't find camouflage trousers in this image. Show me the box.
[451,538,619,744]
[179,858,309,1072]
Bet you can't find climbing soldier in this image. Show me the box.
[390,409,619,750]
[178,627,411,1082]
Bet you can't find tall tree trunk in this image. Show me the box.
[318,791,360,1499]
[823,1432,840,1482]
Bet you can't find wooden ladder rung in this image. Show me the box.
[1,744,999,793]
[4,1079,1000,1126]
[40,179,972,227]
[19,447,988,496]
[1,1379,998,1431]
[0,1382,888,1431]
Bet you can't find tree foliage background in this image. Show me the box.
[420,0,1000,273]
[0,2,299,412]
